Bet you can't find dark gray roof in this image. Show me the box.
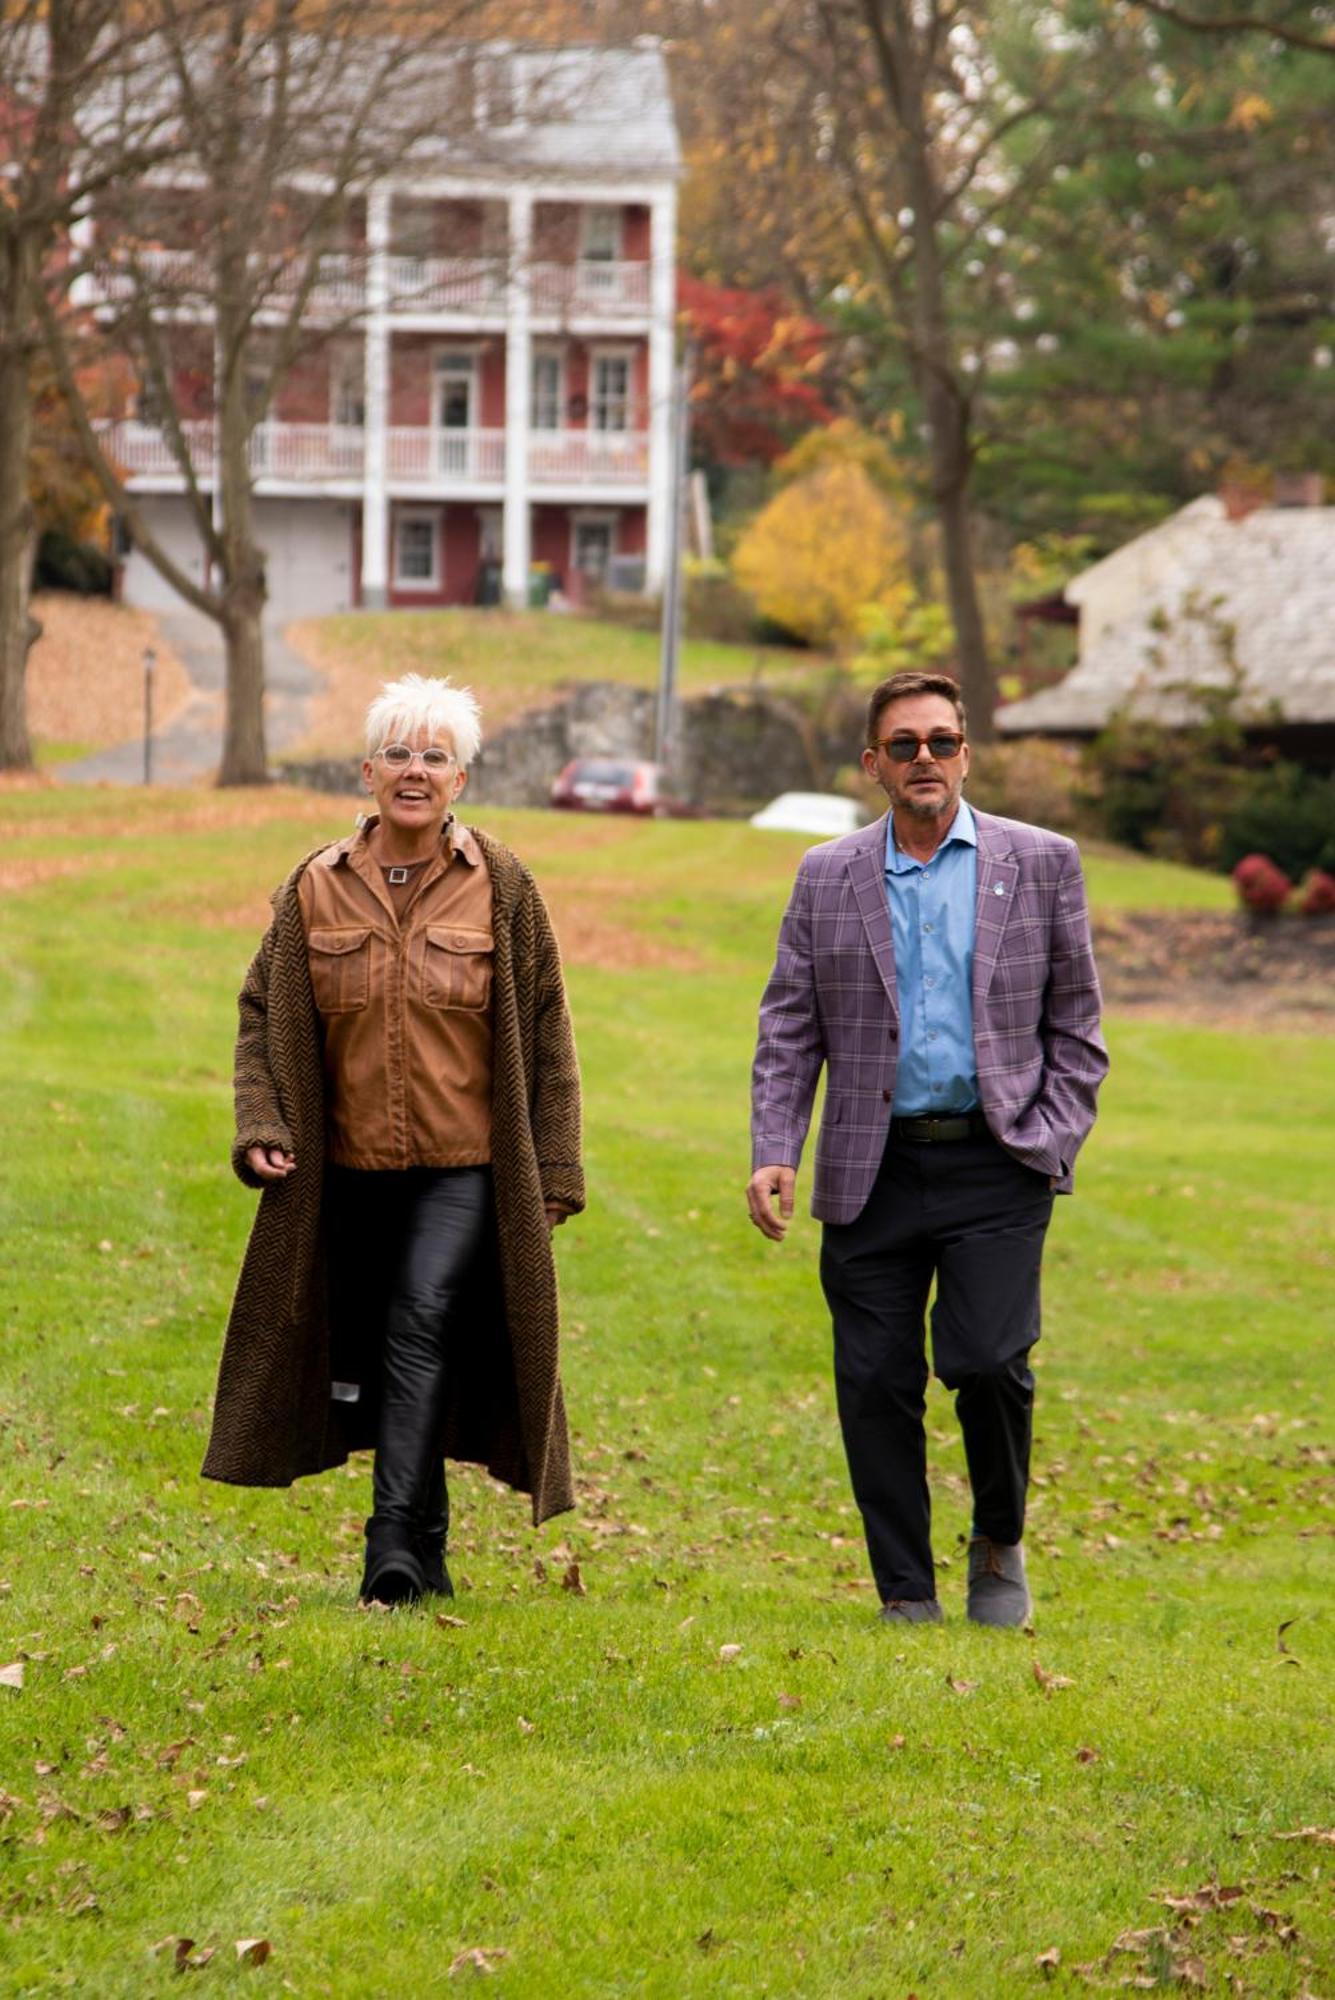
[997,496,1335,733]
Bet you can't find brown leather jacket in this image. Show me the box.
[297,817,494,1170]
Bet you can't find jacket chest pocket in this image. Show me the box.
[308,927,372,1014]
[423,926,494,1011]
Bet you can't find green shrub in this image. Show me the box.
[35,530,113,596]
[1218,765,1335,882]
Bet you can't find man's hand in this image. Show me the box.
[747,1164,796,1241]
[247,1143,295,1182]
[545,1202,571,1235]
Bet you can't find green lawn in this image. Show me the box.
[0,791,1330,1997]
[287,609,823,756]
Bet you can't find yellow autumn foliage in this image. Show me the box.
[731,459,914,648]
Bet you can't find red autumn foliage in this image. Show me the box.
[1232,853,1292,915]
[1298,868,1335,918]
[677,272,834,470]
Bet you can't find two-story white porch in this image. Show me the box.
[95,44,681,620]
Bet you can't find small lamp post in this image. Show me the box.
[142,647,156,785]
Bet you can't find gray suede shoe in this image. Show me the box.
[879,1597,944,1625]
[966,1537,1031,1627]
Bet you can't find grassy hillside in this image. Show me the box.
[0,791,1329,1997]
[285,608,822,756]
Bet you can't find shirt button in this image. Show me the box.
[923,923,933,933]
[927,1031,937,1042]
[924,975,935,989]
[882,1089,892,1103]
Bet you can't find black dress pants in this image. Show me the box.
[819,1130,1054,1603]
[327,1166,493,1539]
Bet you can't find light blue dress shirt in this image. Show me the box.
[885,800,979,1115]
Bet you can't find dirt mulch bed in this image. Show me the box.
[1095,908,1335,1029]
[27,594,193,751]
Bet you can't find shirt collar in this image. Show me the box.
[884,797,976,873]
[336,812,481,868]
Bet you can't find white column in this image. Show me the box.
[68,208,96,310]
[361,185,391,609]
[645,184,678,598]
[502,187,534,608]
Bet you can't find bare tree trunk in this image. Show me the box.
[892,27,998,740]
[0,288,38,772]
[219,583,268,784]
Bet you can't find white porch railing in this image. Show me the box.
[101,420,651,489]
[532,259,651,317]
[528,429,649,484]
[91,249,367,316]
[385,256,506,314]
[90,251,651,321]
[386,427,507,482]
[100,419,365,480]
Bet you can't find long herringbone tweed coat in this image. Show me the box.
[201,827,584,1524]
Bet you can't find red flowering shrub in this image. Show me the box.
[1232,853,1292,915]
[1298,868,1335,918]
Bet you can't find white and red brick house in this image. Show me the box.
[90,43,680,620]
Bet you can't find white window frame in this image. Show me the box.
[580,205,621,264]
[476,507,503,562]
[394,509,441,591]
[530,346,565,432]
[570,509,618,580]
[433,347,481,476]
[589,346,634,433]
[331,351,365,430]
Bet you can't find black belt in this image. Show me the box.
[890,1111,990,1144]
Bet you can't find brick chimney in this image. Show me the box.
[1273,470,1326,508]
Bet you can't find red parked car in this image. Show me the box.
[550,757,675,816]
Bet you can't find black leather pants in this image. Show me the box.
[327,1166,492,1539]
[372,1167,492,1532]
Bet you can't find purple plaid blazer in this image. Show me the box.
[751,808,1109,1224]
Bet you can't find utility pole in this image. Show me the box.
[654,340,693,772]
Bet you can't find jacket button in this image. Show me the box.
[889,1026,898,1041]
[882,1089,892,1103]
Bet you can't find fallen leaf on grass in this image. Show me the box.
[234,1938,270,1965]
[888,1734,906,1751]
[1075,1745,1101,1764]
[946,1676,977,1696]
[1155,1885,1246,1913]
[561,1562,586,1596]
[517,1717,535,1736]
[186,1790,208,1811]
[95,1807,132,1833]
[435,1613,466,1629]
[718,1644,742,1662]
[1273,1826,1335,1846]
[0,1791,23,1821]
[776,1692,801,1712]
[448,1946,508,1975]
[1,1662,25,1690]
[1276,1617,1300,1658]
[1032,1659,1075,1695]
[1035,1945,1061,1974]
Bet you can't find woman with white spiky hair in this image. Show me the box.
[204,674,584,1606]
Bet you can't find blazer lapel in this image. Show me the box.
[848,814,899,1016]
[972,812,1018,1011]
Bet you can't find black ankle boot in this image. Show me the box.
[415,1530,454,1598]
[361,1519,426,1607]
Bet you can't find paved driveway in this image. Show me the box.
[62,607,323,786]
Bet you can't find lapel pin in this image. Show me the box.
[993,883,1006,895]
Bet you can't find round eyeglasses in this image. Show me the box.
[377,743,456,771]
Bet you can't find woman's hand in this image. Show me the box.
[247,1143,296,1182]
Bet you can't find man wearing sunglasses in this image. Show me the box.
[749,670,1107,1627]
